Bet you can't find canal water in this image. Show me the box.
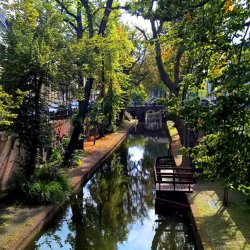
[26,133,197,250]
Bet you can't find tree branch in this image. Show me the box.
[99,0,114,36]
[81,0,94,37]
[151,20,178,96]
[128,48,147,73]
[174,46,185,86]
[63,18,77,32]
[158,20,164,34]
[55,0,77,20]
[238,21,250,64]
[135,26,148,41]
[107,5,128,10]
[149,0,155,12]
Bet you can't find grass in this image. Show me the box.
[167,121,178,137]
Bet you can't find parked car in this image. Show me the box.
[48,103,60,114]
[145,98,158,105]
[200,98,216,106]
[57,104,68,115]
[48,103,71,119]
[70,101,79,110]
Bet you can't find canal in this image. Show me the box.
[26,132,197,250]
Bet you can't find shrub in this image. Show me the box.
[69,149,86,167]
[47,148,63,168]
[28,180,67,204]
[61,137,70,150]
[12,166,70,205]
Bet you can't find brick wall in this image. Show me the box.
[0,136,23,192]
[0,119,72,192]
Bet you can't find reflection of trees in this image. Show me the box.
[31,208,72,249]
[32,134,195,250]
[143,136,169,160]
[65,135,170,249]
[125,135,169,214]
[124,134,148,148]
[66,154,130,250]
[151,215,196,250]
[121,135,169,223]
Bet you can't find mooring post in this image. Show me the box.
[223,186,229,206]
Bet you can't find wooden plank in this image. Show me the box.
[156,183,193,192]
[156,172,194,177]
[154,156,194,193]
[156,166,194,171]
[157,180,194,185]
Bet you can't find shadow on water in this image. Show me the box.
[26,131,197,250]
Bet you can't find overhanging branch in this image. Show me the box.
[55,0,77,20]
[135,26,148,41]
[63,18,77,32]
[151,19,178,96]
[174,46,185,86]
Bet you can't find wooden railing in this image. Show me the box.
[154,156,195,193]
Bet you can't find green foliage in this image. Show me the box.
[69,149,86,167]
[87,100,104,125]
[28,180,67,204]
[1,0,65,88]
[104,86,125,132]
[12,164,70,205]
[0,86,24,130]
[0,0,72,177]
[47,148,64,168]
[130,84,148,104]
[129,0,250,194]
[26,166,70,204]
[71,110,82,127]
[61,136,70,150]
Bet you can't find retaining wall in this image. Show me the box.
[0,119,72,192]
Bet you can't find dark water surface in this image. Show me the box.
[26,134,197,250]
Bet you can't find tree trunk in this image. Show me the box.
[173,118,195,168]
[150,20,179,96]
[67,78,94,154]
[62,0,115,158]
[26,75,43,177]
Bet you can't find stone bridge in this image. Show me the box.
[127,105,166,122]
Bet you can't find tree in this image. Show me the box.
[126,1,210,147]
[54,0,120,153]
[1,0,67,176]
[180,1,250,195]
[102,22,134,131]
[127,0,250,195]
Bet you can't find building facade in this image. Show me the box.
[0,9,7,39]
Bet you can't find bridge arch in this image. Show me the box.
[127,105,165,122]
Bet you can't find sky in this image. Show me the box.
[119,0,152,32]
[120,12,151,33]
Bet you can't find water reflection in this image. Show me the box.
[28,134,196,250]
